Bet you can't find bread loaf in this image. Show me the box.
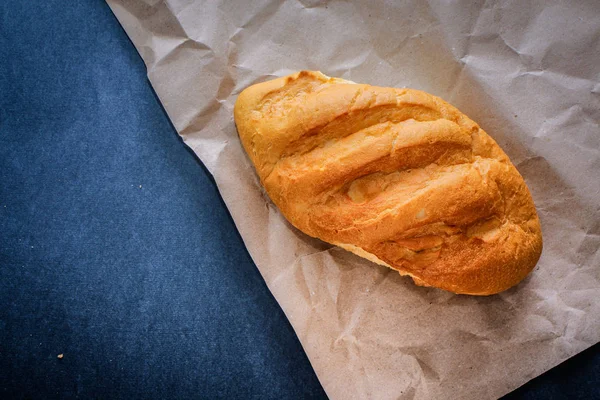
[234,71,542,295]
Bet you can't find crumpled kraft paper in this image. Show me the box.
[107,1,600,398]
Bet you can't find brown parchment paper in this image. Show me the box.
[107,1,600,398]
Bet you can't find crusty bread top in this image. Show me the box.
[234,71,542,295]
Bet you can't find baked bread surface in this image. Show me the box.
[234,71,542,295]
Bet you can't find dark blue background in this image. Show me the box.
[0,1,598,399]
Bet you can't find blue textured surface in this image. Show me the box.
[0,1,598,399]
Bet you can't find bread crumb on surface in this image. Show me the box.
[57,354,63,359]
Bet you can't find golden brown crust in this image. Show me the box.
[234,71,542,295]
